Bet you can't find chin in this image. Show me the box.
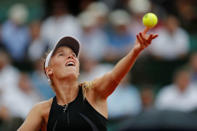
[63,71,78,80]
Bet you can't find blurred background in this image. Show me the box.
[0,0,197,130]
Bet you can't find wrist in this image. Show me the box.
[133,46,143,54]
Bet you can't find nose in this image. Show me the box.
[67,54,74,59]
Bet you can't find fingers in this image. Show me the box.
[136,34,143,44]
[136,32,158,47]
[147,34,158,44]
[147,34,158,43]
[136,33,147,48]
[139,33,149,46]
[147,34,153,44]
[152,34,158,39]
[143,27,150,35]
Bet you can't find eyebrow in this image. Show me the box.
[53,49,64,56]
[56,49,64,53]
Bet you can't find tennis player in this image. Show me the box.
[18,28,158,131]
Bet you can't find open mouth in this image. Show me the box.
[66,61,75,67]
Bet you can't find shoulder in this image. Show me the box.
[177,28,189,35]
[188,83,197,92]
[31,98,53,117]
[17,99,53,131]
[159,85,175,93]
[42,17,54,25]
[34,98,53,109]
[157,85,176,99]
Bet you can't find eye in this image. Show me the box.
[72,53,76,58]
[58,53,64,56]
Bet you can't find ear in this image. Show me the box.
[45,67,53,78]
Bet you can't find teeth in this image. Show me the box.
[67,62,74,66]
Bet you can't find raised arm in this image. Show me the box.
[92,28,158,99]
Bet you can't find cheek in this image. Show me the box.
[77,62,80,69]
[77,62,80,73]
[53,63,62,71]
[51,59,64,72]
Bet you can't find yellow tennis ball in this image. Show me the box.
[142,13,158,28]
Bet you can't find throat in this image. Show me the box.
[55,84,79,106]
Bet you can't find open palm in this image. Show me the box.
[134,28,158,51]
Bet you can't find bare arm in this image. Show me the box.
[92,28,158,99]
[17,104,43,131]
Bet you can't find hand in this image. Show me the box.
[134,27,158,52]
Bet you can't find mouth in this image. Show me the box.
[65,61,75,67]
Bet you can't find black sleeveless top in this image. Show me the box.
[47,87,107,131]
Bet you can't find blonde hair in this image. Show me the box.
[80,81,94,99]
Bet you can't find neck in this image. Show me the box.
[53,78,79,106]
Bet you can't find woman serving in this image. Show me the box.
[18,28,158,131]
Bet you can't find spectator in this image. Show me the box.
[0,49,25,130]
[79,57,113,82]
[78,10,108,61]
[30,59,55,100]
[148,15,190,60]
[0,49,20,103]
[41,0,82,48]
[128,0,152,35]
[106,10,135,61]
[28,21,49,62]
[175,0,197,33]
[2,72,40,119]
[1,4,30,63]
[107,74,141,131]
[155,68,197,112]
[140,87,155,112]
[189,52,197,82]
[107,74,141,119]
[86,1,109,29]
[79,57,100,82]
[0,103,10,129]
[0,105,23,131]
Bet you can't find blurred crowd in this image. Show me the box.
[0,0,197,130]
